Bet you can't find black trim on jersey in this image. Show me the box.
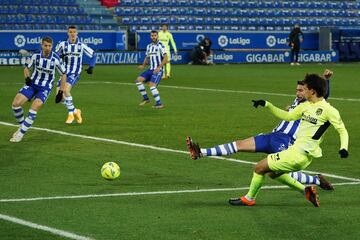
[312,121,331,140]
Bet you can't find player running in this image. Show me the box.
[135,30,168,109]
[10,36,66,142]
[55,25,96,124]
[158,24,177,79]
[186,70,334,190]
[229,73,348,207]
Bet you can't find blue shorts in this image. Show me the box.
[254,132,294,154]
[19,84,51,103]
[57,74,80,87]
[140,69,163,86]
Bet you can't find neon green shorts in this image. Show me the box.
[267,146,313,173]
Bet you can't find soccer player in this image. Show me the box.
[135,30,168,109]
[228,74,348,207]
[10,36,66,142]
[187,70,334,190]
[55,25,96,124]
[158,24,177,79]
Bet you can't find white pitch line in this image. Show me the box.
[1,81,359,102]
[0,181,359,203]
[1,121,359,183]
[82,81,360,102]
[0,213,93,240]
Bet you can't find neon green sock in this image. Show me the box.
[166,62,171,76]
[246,172,265,199]
[275,173,305,193]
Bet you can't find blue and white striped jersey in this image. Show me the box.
[145,41,167,70]
[25,51,66,89]
[272,98,302,140]
[55,38,95,75]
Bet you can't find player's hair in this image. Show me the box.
[151,30,158,34]
[42,36,53,44]
[297,80,305,85]
[303,74,327,97]
[68,25,77,30]
[162,24,168,27]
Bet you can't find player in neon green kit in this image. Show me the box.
[229,73,349,207]
[158,24,177,79]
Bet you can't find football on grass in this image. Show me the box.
[101,162,120,180]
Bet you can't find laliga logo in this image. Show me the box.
[80,37,103,45]
[266,35,277,47]
[14,35,26,47]
[218,35,229,47]
[196,34,205,42]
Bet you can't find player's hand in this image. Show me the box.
[25,77,32,86]
[138,65,145,69]
[339,149,348,158]
[174,51,178,55]
[153,67,161,74]
[323,69,333,80]
[85,67,93,74]
[55,90,63,104]
[252,100,266,108]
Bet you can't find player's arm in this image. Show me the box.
[169,33,177,54]
[55,59,67,103]
[23,54,35,85]
[83,44,96,74]
[323,69,332,100]
[55,41,63,56]
[252,100,304,121]
[327,107,349,158]
[138,56,149,69]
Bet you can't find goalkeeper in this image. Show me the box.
[158,24,177,79]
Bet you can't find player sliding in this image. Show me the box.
[187,70,335,191]
[189,73,349,207]
[10,36,66,142]
[55,25,96,124]
[135,30,168,109]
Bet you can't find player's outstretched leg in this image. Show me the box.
[289,172,334,190]
[186,137,238,159]
[136,81,150,106]
[10,109,37,142]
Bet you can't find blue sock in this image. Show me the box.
[289,172,320,185]
[200,141,238,156]
[12,106,24,124]
[20,109,37,135]
[136,82,149,100]
[150,86,161,105]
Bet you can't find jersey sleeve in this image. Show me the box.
[159,43,167,57]
[145,45,149,57]
[266,101,304,121]
[55,41,63,55]
[82,43,94,58]
[169,33,177,52]
[55,58,66,75]
[327,106,349,150]
[24,54,36,69]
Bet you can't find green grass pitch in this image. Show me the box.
[0,63,359,240]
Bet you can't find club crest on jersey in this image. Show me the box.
[316,108,323,116]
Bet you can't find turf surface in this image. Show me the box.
[0,63,359,239]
